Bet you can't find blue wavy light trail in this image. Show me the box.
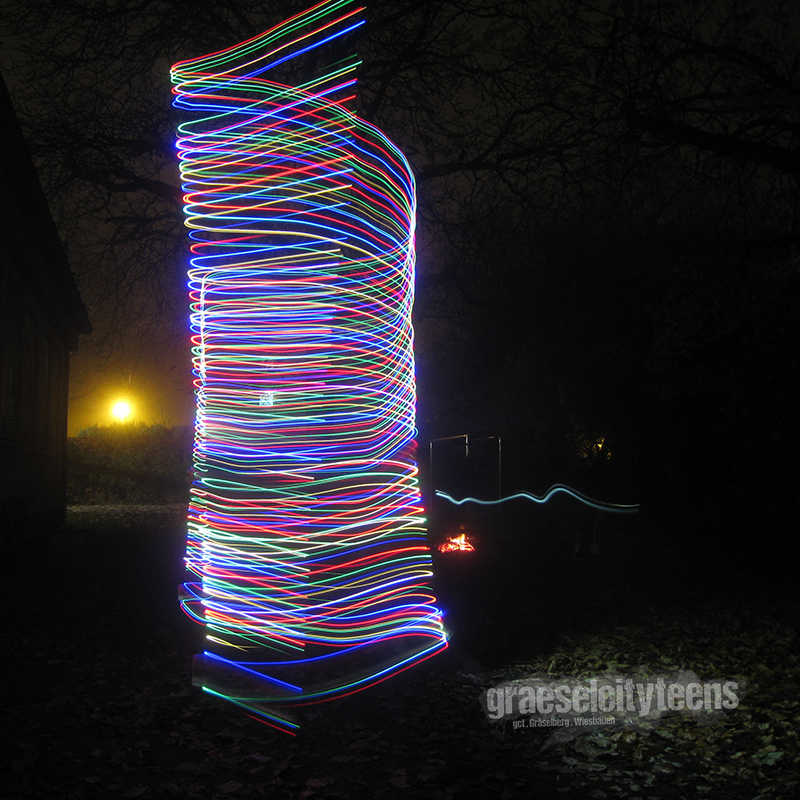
[435,487,640,514]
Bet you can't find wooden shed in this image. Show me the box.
[0,74,91,570]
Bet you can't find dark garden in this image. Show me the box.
[1,1,798,798]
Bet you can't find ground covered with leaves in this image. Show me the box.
[3,505,799,799]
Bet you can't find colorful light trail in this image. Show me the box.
[435,486,640,514]
[171,0,446,729]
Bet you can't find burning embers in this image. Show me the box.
[438,533,475,553]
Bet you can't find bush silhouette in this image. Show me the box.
[68,422,193,504]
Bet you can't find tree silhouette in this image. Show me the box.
[2,0,797,538]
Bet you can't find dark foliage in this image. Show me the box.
[68,423,193,503]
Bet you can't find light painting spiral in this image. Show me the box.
[171,0,446,729]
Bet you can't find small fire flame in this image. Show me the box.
[438,533,475,553]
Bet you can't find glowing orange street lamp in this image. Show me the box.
[112,400,132,423]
